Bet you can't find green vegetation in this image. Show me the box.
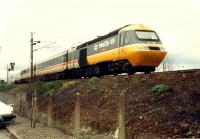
[61,81,79,89]
[88,77,99,85]
[0,84,16,93]
[139,76,147,83]
[33,80,62,93]
[78,77,99,93]
[151,84,170,94]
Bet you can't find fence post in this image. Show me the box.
[19,93,23,116]
[31,91,33,127]
[47,90,53,126]
[118,93,125,139]
[21,93,26,117]
[74,92,80,139]
[32,90,37,128]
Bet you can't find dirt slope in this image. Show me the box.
[10,70,200,138]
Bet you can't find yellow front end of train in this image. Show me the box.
[119,43,167,67]
[118,24,167,67]
[87,24,167,70]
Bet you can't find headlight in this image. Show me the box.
[138,46,149,50]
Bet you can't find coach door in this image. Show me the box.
[118,32,125,59]
[65,51,68,70]
[119,32,130,57]
[79,48,88,67]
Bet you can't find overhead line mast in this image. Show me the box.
[30,32,33,84]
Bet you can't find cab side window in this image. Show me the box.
[120,31,131,46]
[124,32,130,45]
[120,32,125,46]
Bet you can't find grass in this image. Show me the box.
[33,80,62,93]
[0,84,16,93]
[151,84,170,94]
[61,81,79,89]
[88,77,99,85]
[139,76,147,83]
[77,77,99,93]
[79,126,93,139]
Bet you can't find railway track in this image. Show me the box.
[116,69,200,77]
[154,69,200,75]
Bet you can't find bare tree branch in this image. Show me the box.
[157,54,177,71]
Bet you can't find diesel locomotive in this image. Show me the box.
[15,24,167,83]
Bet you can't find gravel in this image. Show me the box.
[7,116,74,139]
[0,129,9,139]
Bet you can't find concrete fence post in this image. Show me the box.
[22,93,26,117]
[118,93,125,139]
[47,90,53,126]
[74,92,80,139]
[33,90,37,128]
[20,93,23,116]
[31,91,34,127]
[31,90,37,128]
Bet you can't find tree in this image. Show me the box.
[157,54,177,71]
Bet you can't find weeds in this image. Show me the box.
[34,80,62,93]
[151,84,170,94]
[139,76,147,83]
[79,126,93,139]
[61,81,79,89]
[88,77,99,85]
[0,84,16,93]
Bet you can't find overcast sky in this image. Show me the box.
[0,0,200,79]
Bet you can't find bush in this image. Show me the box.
[151,84,170,94]
[0,84,16,93]
[34,80,62,93]
[44,80,62,91]
[61,81,79,89]
[34,81,45,92]
[88,77,99,85]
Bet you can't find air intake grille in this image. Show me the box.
[149,47,160,50]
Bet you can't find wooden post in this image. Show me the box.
[74,93,80,139]
[118,93,125,139]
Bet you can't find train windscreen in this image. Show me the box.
[135,31,159,41]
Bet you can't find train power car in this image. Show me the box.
[15,24,167,83]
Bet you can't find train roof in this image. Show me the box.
[36,50,67,65]
[119,24,153,32]
[76,24,131,49]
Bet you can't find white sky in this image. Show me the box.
[0,0,200,79]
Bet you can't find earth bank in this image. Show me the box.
[2,70,200,138]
